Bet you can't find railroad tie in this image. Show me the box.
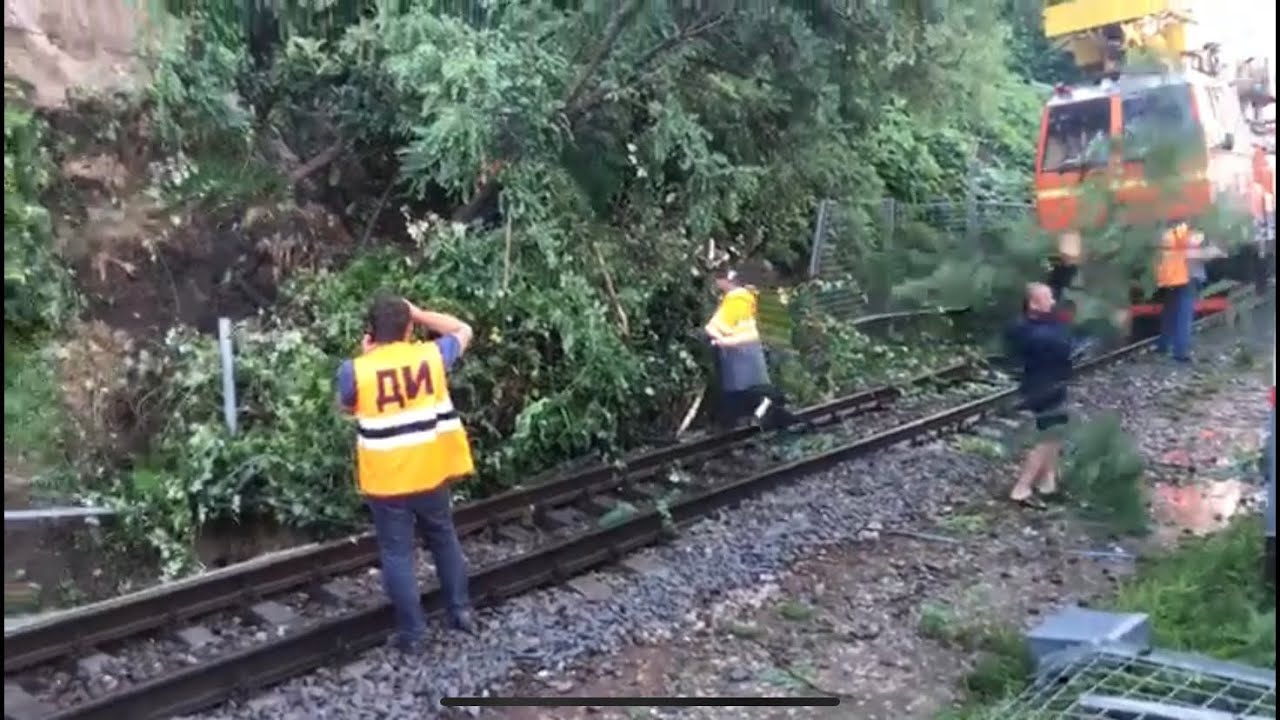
[496,523,536,545]
[247,600,298,631]
[311,580,359,606]
[567,575,614,603]
[619,554,667,577]
[541,507,584,529]
[173,625,218,650]
[4,683,56,720]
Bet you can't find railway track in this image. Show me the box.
[3,355,992,720]
[3,289,1262,720]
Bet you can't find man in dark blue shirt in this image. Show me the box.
[1006,283,1073,506]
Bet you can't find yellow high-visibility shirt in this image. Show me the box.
[706,288,760,344]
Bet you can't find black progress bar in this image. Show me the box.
[442,696,840,707]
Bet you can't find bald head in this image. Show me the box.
[1026,282,1054,314]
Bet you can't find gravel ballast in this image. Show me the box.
[184,302,1275,720]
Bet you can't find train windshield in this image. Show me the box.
[1040,97,1111,173]
[1120,83,1197,161]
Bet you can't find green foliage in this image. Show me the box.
[148,13,253,153]
[4,99,78,338]
[144,12,284,210]
[1003,0,1080,86]
[1112,518,1276,669]
[894,214,1054,331]
[1061,413,1148,535]
[3,341,68,469]
[782,291,981,403]
[36,0,1072,571]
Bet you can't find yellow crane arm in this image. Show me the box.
[1043,0,1195,72]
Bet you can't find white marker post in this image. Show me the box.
[218,317,238,435]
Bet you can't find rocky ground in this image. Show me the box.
[186,303,1274,720]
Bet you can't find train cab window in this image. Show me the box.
[1041,98,1111,172]
[1121,83,1196,160]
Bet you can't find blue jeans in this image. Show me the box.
[1155,283,1193,361]
[367,485,469,646]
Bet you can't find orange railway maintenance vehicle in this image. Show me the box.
[1036,0,1276,325]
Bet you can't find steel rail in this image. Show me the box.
[40,292,1262,720]
[3,360,978,674]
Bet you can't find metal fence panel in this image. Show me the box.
[807,196,1033,319]
[996,644,1276,720]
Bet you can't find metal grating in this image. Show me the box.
[996,645,1277,720]
[807,196,1033,318]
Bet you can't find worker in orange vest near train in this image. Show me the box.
[335,294,476,653]
[1154,223,1197,363]
[1155,223,1226,363]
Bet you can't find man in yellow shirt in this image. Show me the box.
[703,268,804,431]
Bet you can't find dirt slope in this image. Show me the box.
[4,0,152,107]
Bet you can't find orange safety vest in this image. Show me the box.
[1155,224,1191,288]
[351,341,474,497]
[1253,146,1273,196]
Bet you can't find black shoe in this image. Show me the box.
[448,611,477,635]
[388,634,427,655]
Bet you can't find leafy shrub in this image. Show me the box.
[4,100,78,337]
[1061,413,1148,535]
[1113,517,1275,668]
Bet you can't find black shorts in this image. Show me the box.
[1034,409,1069,432]
[1023,391,1069,433]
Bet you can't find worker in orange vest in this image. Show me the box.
[335,294,476,653]
[1154,223,1197,363]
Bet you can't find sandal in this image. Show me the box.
[1010,492,1048,509]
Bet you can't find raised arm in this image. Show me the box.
[407,302,474,355]
[335,360,357,415]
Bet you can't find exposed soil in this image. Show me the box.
[70,200,355,336]
[37,94,358,339]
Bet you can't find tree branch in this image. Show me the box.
[454,6,725,224]
[287,137,346,186]
[591,240,630,337]
[359,181,394,246]
[453,2,642,223]
[566,12,727,123]
[560,0,646,110]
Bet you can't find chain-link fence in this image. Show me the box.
[807,196,1034,320]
